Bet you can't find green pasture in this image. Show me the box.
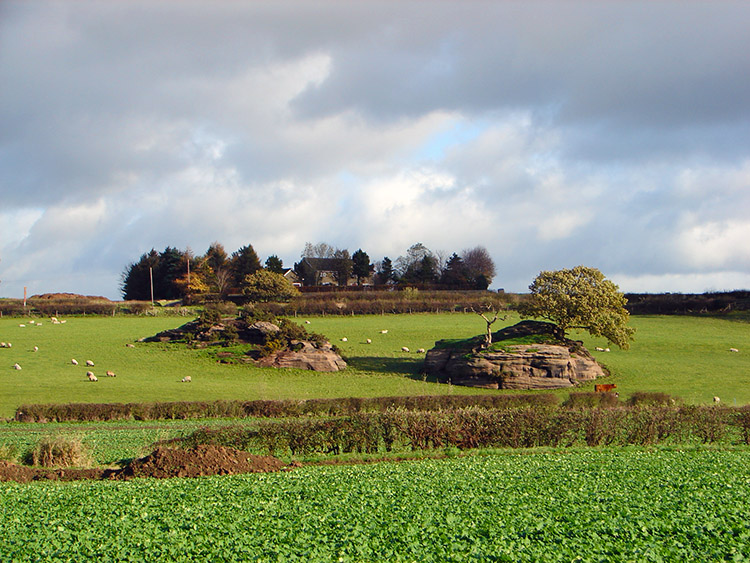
[2,449,749,561]
[1,312,750,419]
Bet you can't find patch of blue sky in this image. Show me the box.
[411,119,489,162]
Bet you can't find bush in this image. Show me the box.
[26,435,90,467]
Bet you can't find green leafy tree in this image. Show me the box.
[518,266,635,349]
[331,248,354,286]
[230,244,262,289]
[121,249,160,300]
[351,249,374,285]
[441,253,471,288]
[375,257,395,286]
[242,270,300,303]
[265,255,284,274]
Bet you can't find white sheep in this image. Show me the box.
[595,347,605,352]
[713,396,721,403]
[106,370,116,377]
[417,348,426,354]
[305,320,311,324]
[18,324,25,328]
[28,320,35,325]
[341,337,348,342]
[71,359,79,366]
[604,348,611,352]
[401,346,410,352]
[33,346,38,352]
[87,371,98,382]
[125,343,135,348]
[86,360,95,367]
[50,317,58,323]
[730,348,739,353]
[6,342,11,348]
[366,339,372,344]
[0,342,6,348]
[380,330,388,334]
[13,363,21,370]
[181,375,192,383]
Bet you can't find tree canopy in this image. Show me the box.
[242,270,299,303]
[518,266,635,349]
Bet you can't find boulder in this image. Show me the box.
[257,341,347,372]
[424,320,606,389]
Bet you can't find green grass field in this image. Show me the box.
[2,312,750,418]
[0,313,750,417]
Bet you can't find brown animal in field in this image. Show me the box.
[594,384,617,393]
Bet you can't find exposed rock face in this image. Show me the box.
[424,320,606,389]
[145,317,347,372]
[257,341,347,372]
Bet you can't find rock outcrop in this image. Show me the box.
[257,341,347,372]
[145,316,346,372]
[424,320,606,389]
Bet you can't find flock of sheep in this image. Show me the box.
[335,326,425,354]
[4,317,126,382]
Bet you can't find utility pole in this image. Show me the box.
[149,267,154,306]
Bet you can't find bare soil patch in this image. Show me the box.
[0,445,290,483]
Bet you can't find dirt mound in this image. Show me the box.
[0,445,289,483]
[117,445,287,479]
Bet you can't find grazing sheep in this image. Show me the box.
[71,359,79,366]
[604,348,611,352]
[60,320,67,324]
[181,375,192,383]
[305,320,311,324]
[366,338,372,344]
[417,348,425,354]
[0,342,6,348]
[33,346,38,352]
[13,363,21,370]
[28,320,35,325]
[106,370,116,377]
[401,346,410,352]
[713,396,721,403]
[18,324,25,328]
[86,360,95,367]
[125,343,135,348]
[595,347,605,352]
[730,348,739,353]
[380,330,388,334]
[6,342,11,348]
[50,317,58,323]
[341,337,348,342]
[87,372,98,382]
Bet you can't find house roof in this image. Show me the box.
[300,257,340,271]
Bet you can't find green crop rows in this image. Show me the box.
[2,449,749,561]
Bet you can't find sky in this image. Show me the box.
[1,1,749,300]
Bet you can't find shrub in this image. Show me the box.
[26,435,90,467]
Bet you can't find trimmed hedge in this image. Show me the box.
[14,393,559,422]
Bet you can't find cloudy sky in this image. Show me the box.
[1,1,749,300]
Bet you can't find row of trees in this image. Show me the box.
[295,242,496,289]
[121,243,279,301]
[122,241,498,300]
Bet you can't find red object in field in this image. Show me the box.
[594,384,617,393]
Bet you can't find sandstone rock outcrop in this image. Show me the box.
[146,316,346,372]
[257,341,347,372]
[424,320,606,389]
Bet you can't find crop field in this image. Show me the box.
[1,312,750,419]
[1,449,749,561]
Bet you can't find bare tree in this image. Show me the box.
[471,305,506,348]
[462,246,496,286]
